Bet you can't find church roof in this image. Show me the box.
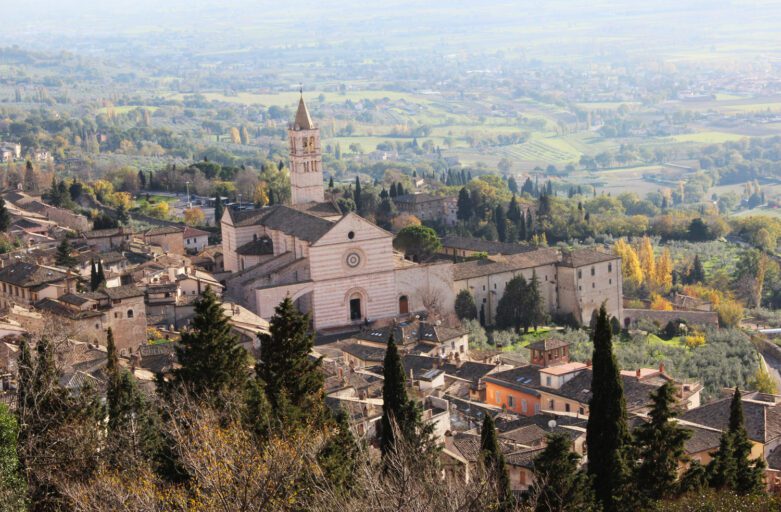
[294,95,314,130]
[226,205,334,243]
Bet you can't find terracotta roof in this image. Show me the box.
[453,249,560,281]
[394,193,442,205]
[682,424,721,455]
[290,200,342,218]
[483,366,542,397]
[0,262,68,287]
[144,225,184,236]
[550,370,662,412]
[236,236,274,256]
[83,228,129,239]
[441,235,534,256]
[441,361,497,384]
[559,248,618,267]
[527,338,569,352]
[101,285,145,300]
[680,394,781,444]
[226,205,334,243]
[183,226,210,238]
[342,343,386,362]
[354,321,466,346]
[539,362,587,376]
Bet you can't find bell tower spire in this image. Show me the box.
[288,91,324,205]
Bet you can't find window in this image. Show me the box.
[519,469,527,486]
[508,396,514,408]
[521,399,527,413]
[549,399,555,410]
[546,376,552,386]
[399,295,409,314]
[127,309,134,318]
[609,279,612,285]
[577,270,582,279]
[494,283,496,289]
[495,391,501,403]
[482,285,486,291]
[483,298,487,303]
[592,283,595,288]
[608,263,613,272]
[591,266,595,276]
[534,404,540,414]
[348,231,355,240]
[565,403,571,413]
[579,407,585,415]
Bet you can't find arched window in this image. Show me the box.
[127,309,134,318]
[398,295,409,314]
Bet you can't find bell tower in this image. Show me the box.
[288,93,324,205]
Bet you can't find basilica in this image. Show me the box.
[222,95,623,331]
[222,96,456,330]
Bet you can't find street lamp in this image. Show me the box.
[185,181,191,209]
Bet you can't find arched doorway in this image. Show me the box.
[349,293,363,321]
[398,295,409,314]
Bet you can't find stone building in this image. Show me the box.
[394,193,458,226]
[222,95,455,330]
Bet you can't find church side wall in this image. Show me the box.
[394,262,455,317]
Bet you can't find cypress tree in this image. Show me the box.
[354,177,363,213]
[586,304,631,512]
[0,198,9,232]
[526,208,534,234]
[494,204,507,242]
[524,270,546,332]
[380,333,407,458]
[495,275,528,332]
[634,382,691,501]
[106,327,117,374]
[507,194,521,225]
[457,187,472,222]
[708,424,735,489]
[214,194,224,226]
[89,259,99,291]
[55,239,76,268]
[328,176,334,189]
[533,432,595,512]
[729,387,766,495]
[480,414,513,510]
[380,333,434,462]
[519,210,527,241]
[106,364,160,465]
[454,290,478,320]
[168,288,248,403]
[256,297,325,425]
[96,259,106,288]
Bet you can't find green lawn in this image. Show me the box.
[669,131,750,144]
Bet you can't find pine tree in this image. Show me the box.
[480,414,513,510]
[634,382,691,501]
[687,255,706,284]
[317,410,359,494]
[169,288,248,403]
[729,387,766,494]
[0,198,9,232]
[55,239,76,268]
[587,304,631,512]
[533,432,595,512]
[256,297,325,425]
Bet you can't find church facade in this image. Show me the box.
[221,95,623,331]
[222,96,455,330]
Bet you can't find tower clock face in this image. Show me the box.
[345,252,361,268]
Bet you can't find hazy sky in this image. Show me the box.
[2,1,780,61]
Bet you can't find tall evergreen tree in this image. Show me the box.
[0,198,9,232]
[380,334,434,461]
[256,298,325,425]
[454,290,478,320]
[587,304,631,512]
[526,208,534,234]
[507,194,521,225]
[328,176,334,189]
[495,275,528,332]
[508,176,518,194]
[214,194,224,227]
[316,410,358,495]
[89,259,100,291]
[457,187,472,222]
[686,255,706,284]
[138,169,146,189]
[168,288,248,403]
[634,382,691,501]
[96,259,106,287]
[55,239,76,268]
[518,210,527,241]
[494,204,507,242]
[354,177,363,213]
[729,387,765,494]
[524,271,546,332]
[480,415,513,511]
[533,432,595,512]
